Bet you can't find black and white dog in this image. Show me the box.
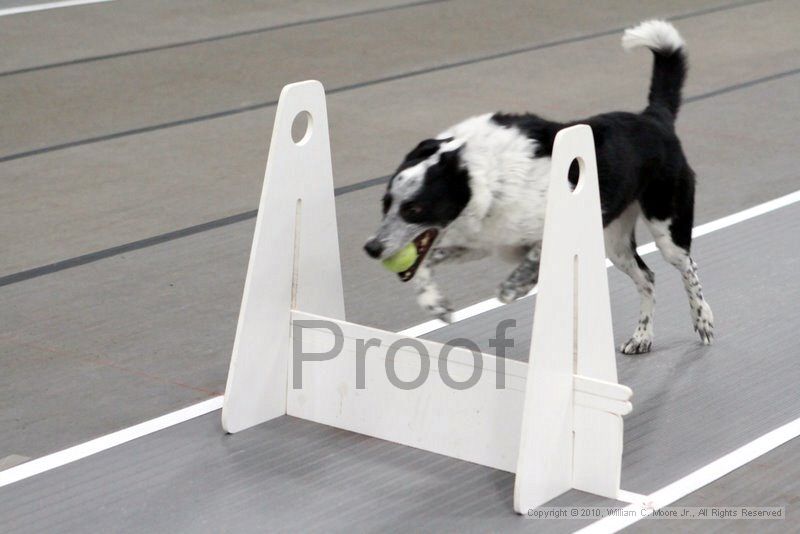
[364,20,714,354]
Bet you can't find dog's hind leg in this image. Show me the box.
[414,247,490,322]
[605,204,656,354]
[641,166,714,345]
[644,217,714,345]
[497,242,542,304]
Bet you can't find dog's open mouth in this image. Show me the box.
[398,229,438,282]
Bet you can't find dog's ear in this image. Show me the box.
[406,138,444,162]
[437,148,460,165]
[395,137,455,176]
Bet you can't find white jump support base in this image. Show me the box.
[223,80,633,513]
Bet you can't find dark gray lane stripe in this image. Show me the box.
[1,65,797,289]
[333,175,392,196]
[0,0,771,165]
[0,175,388,288]
[683,67,800,103]
[0,210,256,288]
[1,66,797,289]
[0,0,452,78]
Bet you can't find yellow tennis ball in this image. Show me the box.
[382,243,418,273]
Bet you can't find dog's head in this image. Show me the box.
[363,137,471,281]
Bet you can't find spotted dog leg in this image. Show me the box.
[679,257,714,344]
[604,206,657,354]
[497,243,542,304]
[655,241,714,344]
[608,234,656,354]
[413,247,489,322]
[646,218,714,345]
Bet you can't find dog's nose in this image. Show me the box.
[364,239,384,259]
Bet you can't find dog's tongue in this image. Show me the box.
[398,229,438,282]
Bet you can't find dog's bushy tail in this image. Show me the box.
[623,20,687,119]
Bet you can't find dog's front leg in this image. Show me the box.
[428,246,490,267]
[412,264,454,322]
[413,247,489,322]
[497,242,542,303]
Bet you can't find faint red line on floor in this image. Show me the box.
[4,335,223,397]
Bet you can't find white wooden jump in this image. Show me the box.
[222,80,633,513]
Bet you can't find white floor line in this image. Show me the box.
[0,396,222,488]
[575,417,800,534]
[692,190,800,239]
[1,189,798,489]
[0,0,114,17]
[615,490,647,504]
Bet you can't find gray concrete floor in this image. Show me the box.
[0,1,52,8]
[628,436,800,533]
[1,0,799,521]
[2,200,799,533]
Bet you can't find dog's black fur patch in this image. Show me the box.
[398,147,471,227]
[393,137,454,177]
[492,85,694,238]
[488,46,692,240]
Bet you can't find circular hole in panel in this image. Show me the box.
[567,157,584,194]
[291,111,313,145]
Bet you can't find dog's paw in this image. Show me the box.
[693,302,714,345]
[418,295,453,323]
[424,303,453,323]
[620,333,653,355]
[497,281,532,304]
[435,308,454,323]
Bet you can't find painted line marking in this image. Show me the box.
[0,0,115,17]
[0,455,31,471]
[0,0,452,77]
[616,490,647,504]
[0,0,784,166]
[0,189,798,490]
[576,417,800,533]
[0,397,222,488]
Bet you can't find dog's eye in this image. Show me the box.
[382,194,392,215]
[400,203,424,218]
